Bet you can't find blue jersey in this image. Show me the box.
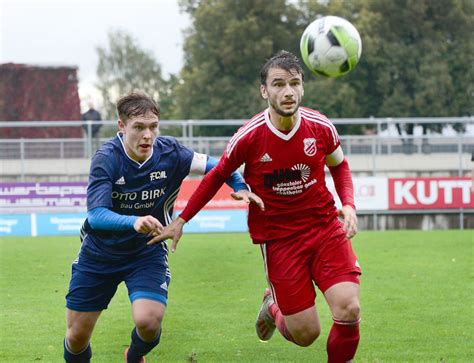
[81,134,194,261]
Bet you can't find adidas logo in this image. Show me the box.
[115,176,125,185]
[160,282,168,291]
[259,153,272,162]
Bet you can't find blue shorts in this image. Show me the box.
[66,244,171,312]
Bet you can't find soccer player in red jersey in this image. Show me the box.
[149,50,361,363]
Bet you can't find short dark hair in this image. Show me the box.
[116,91,160,122]
[260,50,305,85]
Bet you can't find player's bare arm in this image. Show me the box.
[327,145,358,239]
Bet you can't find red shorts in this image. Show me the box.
[259,218,361,316]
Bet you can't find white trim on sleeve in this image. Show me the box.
[189,152,207,175]
[325,145,344,166]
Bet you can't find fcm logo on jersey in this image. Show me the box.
[150,171,167,181]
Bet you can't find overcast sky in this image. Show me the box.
[0,0,190,109]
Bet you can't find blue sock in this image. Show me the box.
[63,338,92,363]
[127,327,161,363]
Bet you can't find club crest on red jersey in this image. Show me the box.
[303,138,317,156]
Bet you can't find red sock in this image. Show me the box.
[326,318,360,363]
[269,304,295,342]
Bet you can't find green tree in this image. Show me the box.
[354,0,473,135]
[175,0,301,134]
[96,30,171,120]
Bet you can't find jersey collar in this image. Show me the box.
[116,132,154,168]
[264,108,301,141]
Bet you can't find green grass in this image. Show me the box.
[0,231,473,362]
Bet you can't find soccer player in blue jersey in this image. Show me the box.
[63,91,260,363]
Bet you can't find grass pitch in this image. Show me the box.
[0,230,472,362]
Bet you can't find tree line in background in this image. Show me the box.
[96,0,473,135]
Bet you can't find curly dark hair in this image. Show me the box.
[260,50,305,85]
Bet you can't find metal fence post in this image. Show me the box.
[372,137,377,176]
[20,138,25,182]
[458,133,463,177]
[181,121,187,141]
[86,121,93,158]
[60,140,64,159]
[188,120,194,148]
[376,118,381,155]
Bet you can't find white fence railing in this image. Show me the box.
[1,117,473,173]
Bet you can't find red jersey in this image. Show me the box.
[208,107,341,243]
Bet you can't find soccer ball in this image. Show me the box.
[300,16,362,77]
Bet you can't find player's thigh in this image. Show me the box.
[124,249,170,307]
[262,238,315,316]
[311,219,361,293]
[66,262,122,312]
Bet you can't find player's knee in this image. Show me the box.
[347,300,361,320]
[292,325,321,347]
[336,300,360,321]
[66,332,90,353]
[135,314,162,337]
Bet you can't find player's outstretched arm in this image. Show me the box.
[147,217,185,252]
[149,154,261,251]
[88,207,163,235]
[203,155,248,192]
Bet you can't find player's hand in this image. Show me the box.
[338,205,358,239]
[134,215,164,235]
[147,217,186,252]
[230,190,265,211]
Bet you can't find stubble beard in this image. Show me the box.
[270,99,301,117]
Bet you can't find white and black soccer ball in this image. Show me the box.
[300,16,362,77]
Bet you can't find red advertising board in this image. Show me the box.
[388,177,473,210]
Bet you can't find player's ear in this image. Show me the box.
[260,85,268,100]
[118,119,125,132]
